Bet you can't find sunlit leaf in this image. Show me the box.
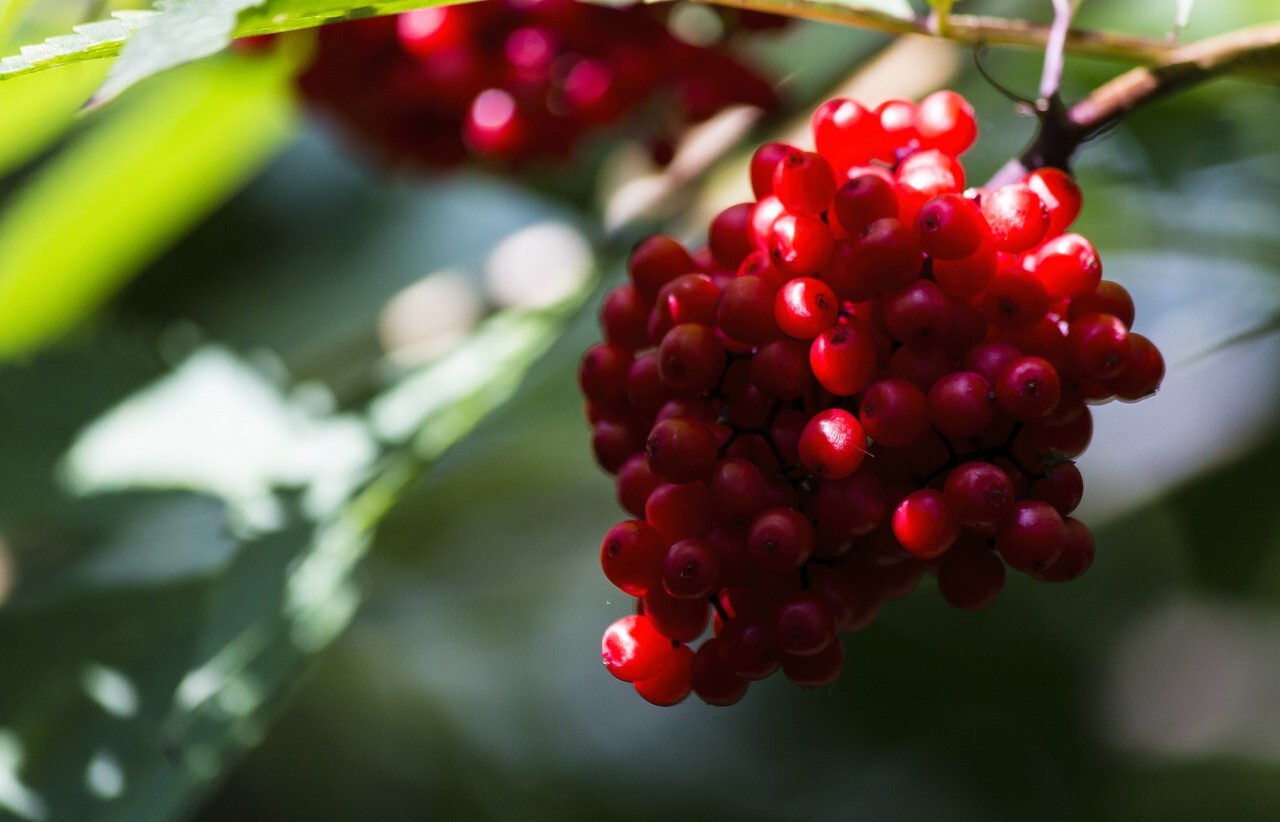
[0,0,477,87]
[91,0,272,106]
[0,0,35,48]
[0,51,297,359]
[0,10,155,78]
[0,60,107,177]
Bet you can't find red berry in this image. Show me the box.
[633,644,693,706]
[775,277,839,339]
[691,638,749,705]
[943,462,1015,528]
[750,142,795,199]
[980,184,1049,252]
[717,275,779,345]
[892,489,960,559]
[601,519,666,596]
[629,235,695,301]
[813,98,883,170]
[1037,517,1095,582]
[915,90,977,156]
[1066,312,1131,381]
[1107,332,1164,400]
[936,541,1004,611]
[642,586,710,642]
[928,371,996,440]
[646,417,718,483]
[833,174,898,235]
[916,194,988,260]
[780,637,844,688]
[663,539,721,600]
[996,501,1066,574]
[717,618,780,680]
[772,150,837,216]
[810,324,877,396]
[709,203,756,269]
[1069,280,1135,329]
[747,507,815,572]
[645,481,713,541]
[859,379,930,447]
[995,356,1062,420]
[775,593,837,655]
[1033,233,1102,299]
[770,214,834,277]
[799,408,867,480]
[602,614,675,682]
[658,323,726,393]
[1024,167,1082,236]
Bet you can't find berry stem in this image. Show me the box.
[989,18,1280,184]
[710,593,732,623]
[697,0,1197,66]
[1039,0,1076,103]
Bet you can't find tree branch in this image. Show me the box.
[987,19,1280,186]
[697,0,1176,65]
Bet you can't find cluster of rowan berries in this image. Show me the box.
[295,0,781,168]
[582,90,1165,706]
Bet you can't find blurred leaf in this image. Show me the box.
[0,198,594,813]
[0,0,34,48]
[0,60,106,177]
[1159,425,1280,597]
[0,51,297,360]
[0,0,477,86]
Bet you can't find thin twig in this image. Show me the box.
[1039,0,1075,102]
[696,0,1177,66]
[985,19,1280,184]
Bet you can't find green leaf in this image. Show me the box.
[0,60,107,177]
[0,244,592,815]
[0,0,477,88]
[0,0,36,48]
[0,51,297,360]
[0,11,155,79]
[91,0,271,106]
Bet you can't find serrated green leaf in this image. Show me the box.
[0,0,467,88]
[0,11,155,78]
[91,0,270,106]
[0,52,297,359]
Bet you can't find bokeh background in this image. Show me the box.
[1,1,1280,820]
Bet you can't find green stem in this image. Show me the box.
[696,0,1175,65]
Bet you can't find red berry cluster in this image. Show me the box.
[583,90,1166,706]
[296,0,780,168]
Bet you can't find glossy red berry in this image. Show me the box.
[775,277,839,340]
[892,489,960,559]
[772,150,836,216]
[633,644,693,706]
[997,501,1066,574]
[601,520,666,596]
[602,614,675,682]
[798,408,867,480]
[748,507,815,572]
